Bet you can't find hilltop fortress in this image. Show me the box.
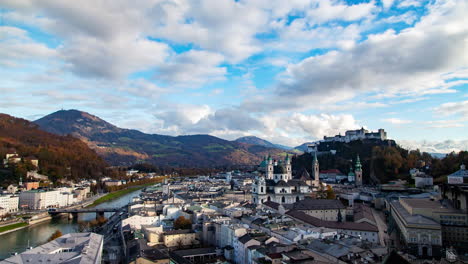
[322,128,387,143]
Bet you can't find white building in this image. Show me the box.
[415,174,433,188]
[234,234,261,264]
[19,190,63,210]
[252,155,312,205]
[0,195,19,216]
[122,215,160,230]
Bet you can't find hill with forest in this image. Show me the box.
[34,110,291,168]
[0,113,112,186]
[292,138,468,184]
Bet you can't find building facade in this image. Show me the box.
[390,199,443,258]
[252,155,312,205]
[0,195,19,216]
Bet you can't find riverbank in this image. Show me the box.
[0,222,29,235]
[87,179,164,207]
[87,187,141,207]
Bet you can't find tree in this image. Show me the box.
[326,185,336,199]
[47,230,63,242]
[174,216,192,230]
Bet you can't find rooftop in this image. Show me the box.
[390,200,440,228]
[293,198,345,210]
[0,232,103,264]
[286,210,378,232]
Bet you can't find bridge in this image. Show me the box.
[48,207,127,219]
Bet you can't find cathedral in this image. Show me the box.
[252,154,318,205]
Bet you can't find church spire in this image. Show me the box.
[355,155,362,171]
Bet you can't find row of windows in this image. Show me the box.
[441,215,466,220]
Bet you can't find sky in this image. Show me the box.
[0,0,467,152]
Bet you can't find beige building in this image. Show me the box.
[142,225,164,246]
[289,198,346,221]
[163,229,198,248]
[390,198,443,258]
[0,195,19,216]
[19,190,62,209]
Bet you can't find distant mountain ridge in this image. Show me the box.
[34,110,291,167]
[234,136,293,150]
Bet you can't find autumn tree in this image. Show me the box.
[47,230,63,242]
[174,216,192,230]
[326,185,336,199]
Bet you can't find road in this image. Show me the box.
[98,208,127,263]
[372,208,389,246]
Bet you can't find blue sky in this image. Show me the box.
[0,0,467,152]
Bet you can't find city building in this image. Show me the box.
[19,190,64,210]
[390,198,443,258]
[414,173,433,188]
[163,229,198,248]
[319,169,347,183]
[288,198,346,221]
[251,155,312,205]
[0,195,19,216]
[0,232,103,264]
[447,164,468,185]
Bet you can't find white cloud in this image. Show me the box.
[398,0,422,8]
[382,0,395,10]
[383,118,412,124]
[246,0,468,112]
[434,100,468,118]
[155,50,226,87]
[399,139,468,153]
[0,26,57,67]
[306,0,376,24]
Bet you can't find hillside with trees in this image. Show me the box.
[292,139,468,184]
[0,113,114,186]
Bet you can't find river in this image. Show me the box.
[0,189,141,260]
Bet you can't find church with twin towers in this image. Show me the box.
[251,152,363,205]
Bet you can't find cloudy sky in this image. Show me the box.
[1,0,467,151]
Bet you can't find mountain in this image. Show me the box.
[234,136,293,150]
[34,110,290,167]
[294,142,314,152]
[0,113,109,185]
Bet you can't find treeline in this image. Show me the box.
[292,139,468,184]
[128,163,221,176]
[0,114,117,186]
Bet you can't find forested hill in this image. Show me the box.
[292,139,468,184]
[0,113,110,186]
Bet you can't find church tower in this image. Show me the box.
[285,154,292,181]
[267,155,274,179]
[355,155,363,186]
[312,151,320,187]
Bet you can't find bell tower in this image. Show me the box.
[355,155,363,186]
[312,151,320,187]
